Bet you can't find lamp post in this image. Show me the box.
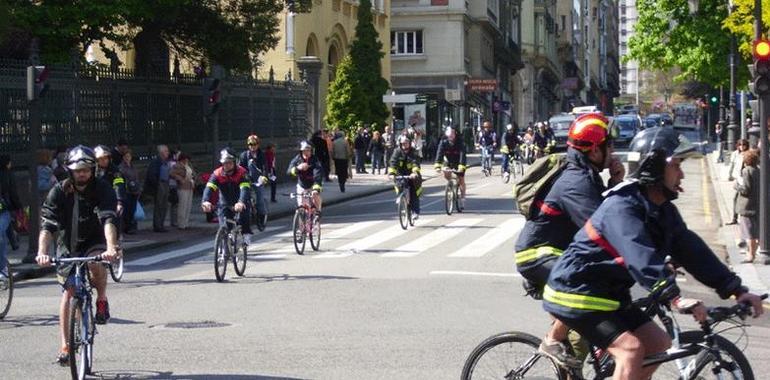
[727,0,739,153]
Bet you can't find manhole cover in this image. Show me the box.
[152,321,231,329]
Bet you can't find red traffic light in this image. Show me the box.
[754,39,770,60]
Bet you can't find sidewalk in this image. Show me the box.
[8,155,475,281]
[704,147,770,296]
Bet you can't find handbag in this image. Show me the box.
[134,200,145,221]
[168,188,179,205]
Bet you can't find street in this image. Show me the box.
[3,150,770,379]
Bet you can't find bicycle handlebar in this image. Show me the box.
[52,255,104,265]
[706,293,768,323]
[290,192,315,199]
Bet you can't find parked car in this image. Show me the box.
[643,113,673,128]
[548,113,575,151]
[611,114,642,146]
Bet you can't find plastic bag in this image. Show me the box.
[134,200,145,221]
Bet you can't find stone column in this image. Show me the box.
[296,56,323,132]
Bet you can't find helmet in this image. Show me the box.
[246,134,260,145]
[444,127,456,138]
[627,127,700,185]
[93,145,111,159]
[398,135,412,146]
[299,140,312,151]
[66,145,97,170]
[219,148,237,164]
[506,124,513,131]
[567,113,610,151]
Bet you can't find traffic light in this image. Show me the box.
[710,95,718,105]
[203,78,221,115]
[752,39,770,96]
[26,65,49,101]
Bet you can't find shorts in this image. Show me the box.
[557,305,651,350]
[57,245,105,289]
[739,215,758,240]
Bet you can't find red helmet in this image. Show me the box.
[567,113,610,151]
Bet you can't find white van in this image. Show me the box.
[570,106,600,115]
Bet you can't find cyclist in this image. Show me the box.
[500,123,522,178]
[287,141,323,212]
[543,127,765,380]
[239,134,268,225]
[514,113,625,368]
[477,121,497,169]
[201,148,252,244]
[434,126,467,208]
[94,145,127,218]
[533,121,555,157]
[35,145,121,364]
[388,135,422,220]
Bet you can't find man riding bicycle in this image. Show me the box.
[389,135,422,220]
[35,145,121,365]
[287,141,323,212]
[202,148,252,244]
[434,126,467,209]
[477,121,497,171]
[533,121,555,157]
[500,123,522,178]
[543,127,765,380]
[239,134,268,225]
[514,113,625,368]
[94,145,127,218]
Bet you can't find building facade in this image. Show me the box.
[518,0,561,125]
[618,0,640,103]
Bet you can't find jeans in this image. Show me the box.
[252,185,268,215]
[0,211,10,276]
[371,151,384,172]
[355,149,366,172]
[153,182,170,230]
[501,153,511,173]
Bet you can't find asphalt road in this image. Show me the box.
[3,146,770,379]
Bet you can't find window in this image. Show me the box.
[390,31,424,55]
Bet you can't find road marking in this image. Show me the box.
[701,159,713,226]
[422,182,493,208]
[383,218,484,257]
[501,190,513,197]
[448,217,525,257]
[314,218,435,258]
[323,220,383,240]
[128,241,213,266]
[429,270,521,277]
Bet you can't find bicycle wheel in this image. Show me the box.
[109,255,124,282]
[455,185,463,212]
[445,183,454,215]
[0,267,13,319]
[310,212,321,251]
[256,211,268,232]
[213,228,229,282]
[461,331,566,380]
[398,193,409,230]
[292,209,307,255]
[232,236,247,277]
[673,330,754,380]
[68,298,92,380]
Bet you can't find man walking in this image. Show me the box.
[145,145,172,232]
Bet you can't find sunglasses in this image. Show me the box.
[248,143,259,146]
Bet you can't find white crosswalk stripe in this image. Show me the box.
[448,217,525,258]
[314,219,436,258]
[382,218,484,258]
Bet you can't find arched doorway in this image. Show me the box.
[306,34,319,57]
[327,42,340,83]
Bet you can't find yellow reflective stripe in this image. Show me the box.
[290,167,297,176]
[312,184,322,191]
[651,279,668,292]
[543,286,620,312]
[457,164,467,171]
[416,186,423,196]
[388,168,397,174]
[113,177,125,185]
[206,182,218,191]
[434,163,442,169]
[239,182,250,189]
[514,246,563,265]
[412,167,420,173]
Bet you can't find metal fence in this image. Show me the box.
[0,58,311,160]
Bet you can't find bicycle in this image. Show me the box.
[291,191,320,255]
[0,264,12,319]
[108,255,123,283]
[521,143,536,165]
[249,179,269,232]
[479,145,494,176]
[502,149,525,184]
[52,255,112,380]
[461,294,767,379]
[213,206,248,282]
[442,168,463,215]
[394,175,416,230]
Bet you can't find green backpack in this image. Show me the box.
[513,153,568,220]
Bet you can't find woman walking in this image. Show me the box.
[368,131,385,175]
[735,149,760,263]
[170,153,195,230]
[119,149,142,234]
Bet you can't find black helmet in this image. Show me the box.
[219,148,237,164]
[66,145,97,171]
[627,127,700,185]
[93,145,111,159]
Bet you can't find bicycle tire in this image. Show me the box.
[309,212,321,251]
[455,185,463,212]
[232,236,247,277]
[109,255,124,282]
[461,331,566,380]
[680,330,754,380]
[292,209,307,255]
[445,184,454,215]
[0,267,13,319]
[214,228,229,282]
[256,211,268,232]
[68,298,92,380]
[398,193,409,230]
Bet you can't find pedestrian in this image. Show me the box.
[332,131,351,192]
[265,143,278,202]
[52,147,69,182]
[368,131,385,175]
[111,139,129,167]
[119,149,141,234]
[383,124,395,168]
[324,129,335,181]
[144,144,172,232]
[170,153,195,230]
[726,139,750,227]
[168,148,180,228]
[0,154,21,278]
[354,126,368,174]
[311,130,332,181]
[37,149,57,202]
[735,149,760,263]
[715,123,725,163]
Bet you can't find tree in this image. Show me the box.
[724,0,770,57]
[3,0,312,71]
[325,0,389,133]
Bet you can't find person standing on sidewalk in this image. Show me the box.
[368,131,385,175]
[264,143,278,203]
[170,153,195,230]
[354,127,368,174]
[0,155,21,279]
[726,139,750,227]
[383,124,395,168]
[145,145,172,232]
[735,149,760,263]
[332,131,351,192]
[118,149,141,234]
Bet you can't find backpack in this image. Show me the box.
[513,153,568,219]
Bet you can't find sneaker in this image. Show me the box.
[459,197,466,210]
[56,348,69,366]
[243,233,253,245]
[95,299,110,325]
[412,212,419,221]
[538,339,583,368]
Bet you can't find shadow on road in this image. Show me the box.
[0,313,58,329]
[227,273,358,284]
[94,370,306,379]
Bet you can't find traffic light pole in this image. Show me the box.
[727,34,739,150]
[754,0,770,263]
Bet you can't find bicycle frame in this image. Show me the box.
[291,192,315,234]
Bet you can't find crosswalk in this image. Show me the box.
[128,214,526,267]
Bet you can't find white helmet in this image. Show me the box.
[506,124,513,131]
[444,127,456,138]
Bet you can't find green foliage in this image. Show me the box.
[724,0,770,57]
[3,0,312,71]
[627,0,749,89]
[325,0,389,134]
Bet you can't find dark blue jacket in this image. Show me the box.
[287,154,323,190]
[514,149,607,276]
[202,166,251,207]
[239,149,266,181]
[434,137,467,169]
[96,163,126,204]
[543,181,746,318]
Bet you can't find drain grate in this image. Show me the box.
[153,321,231,329]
